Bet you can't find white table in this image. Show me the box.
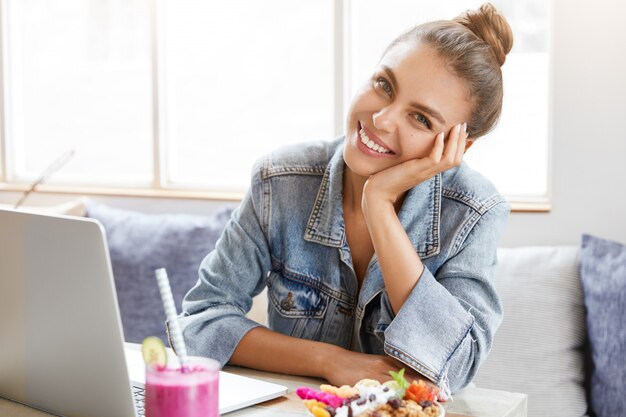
[1,363,527,417]
[222,365,527,417]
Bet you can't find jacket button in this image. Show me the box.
[280,292,294,311]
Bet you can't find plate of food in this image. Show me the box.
[296,369,445,417]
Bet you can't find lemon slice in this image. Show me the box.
[141,336,167,366]
[355,378,381,388]
[382,380,402,393]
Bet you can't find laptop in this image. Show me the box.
[0,208,288,417]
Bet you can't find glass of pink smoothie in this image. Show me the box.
[145,356,219,417]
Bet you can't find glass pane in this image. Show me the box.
[349,0,550,199]
[162,0,335,191]
[0,143,4,181]
[5,0,153,185]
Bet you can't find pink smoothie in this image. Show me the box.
[145,361,219,417]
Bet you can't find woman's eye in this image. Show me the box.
[375,77,393,96]
[412,113,432,129]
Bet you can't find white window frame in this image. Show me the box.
[0,0,551,212]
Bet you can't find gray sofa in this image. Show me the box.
[472,246,588,417]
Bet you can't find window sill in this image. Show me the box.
[0,183,550,212]
[0,183,243,202]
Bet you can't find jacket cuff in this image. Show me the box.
[176,304,263,368]
[383,267,474,384]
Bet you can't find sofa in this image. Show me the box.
[82,199,624,417]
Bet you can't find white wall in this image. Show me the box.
[498,0,626,247]
[2,0,625,247]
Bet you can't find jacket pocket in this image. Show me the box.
[267,270,328,339]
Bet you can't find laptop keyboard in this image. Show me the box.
[132,385,146,417]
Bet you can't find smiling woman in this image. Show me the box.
[178,2,514,400]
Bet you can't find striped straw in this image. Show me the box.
[155,268,189,372]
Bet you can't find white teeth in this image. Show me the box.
[359,128,390,154]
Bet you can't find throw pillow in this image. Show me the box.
[580,234,626,417]
[472,246,588,417]
[86,200,234,344]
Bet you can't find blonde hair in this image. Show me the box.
[384,3,514,139]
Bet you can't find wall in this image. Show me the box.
[2,0,625,247]
[498,0,626,247]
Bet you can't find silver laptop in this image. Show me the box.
[0,208,287,417]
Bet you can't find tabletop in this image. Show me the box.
[1,362,527,417]
[222,365,527,417]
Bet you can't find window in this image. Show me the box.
[160,0,335,191]
[2,0,154,186]
[0,0,550,203]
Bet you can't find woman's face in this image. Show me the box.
[344,40,473,178]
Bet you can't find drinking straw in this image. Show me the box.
[155,268,189,372]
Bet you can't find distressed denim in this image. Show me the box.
[179,137,510,394]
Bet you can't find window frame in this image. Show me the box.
[0,0,551,212]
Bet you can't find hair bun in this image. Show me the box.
[454,3,513,66]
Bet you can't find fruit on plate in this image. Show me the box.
[296,368,443,417]
[404,379,438,403]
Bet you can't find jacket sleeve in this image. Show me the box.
[382,200,510,394]
[177,159,271,367]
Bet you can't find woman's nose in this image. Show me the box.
[372,106,399,133]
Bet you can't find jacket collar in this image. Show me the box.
[304,140,442,259]
[397,173,442,259]
[303,143,346,247]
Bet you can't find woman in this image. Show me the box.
[178,3,513,397]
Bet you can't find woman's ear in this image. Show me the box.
[464,139,475,153]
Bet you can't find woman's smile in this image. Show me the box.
[357,123,396,158]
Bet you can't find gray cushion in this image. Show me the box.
[472,246,588,417]
[580,234,626,417]
[86,201,233,344]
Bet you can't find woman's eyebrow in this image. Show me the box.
[382,66,447,126]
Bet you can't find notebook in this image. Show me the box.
[0,208,288,417]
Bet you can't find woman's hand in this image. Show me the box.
[358,123,469,315]
[324,349,409,386]
[323,348,445,400]
[363,123,469,209]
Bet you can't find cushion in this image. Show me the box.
[86,200,233,344]
[472,246,588,417]
[580,234,626,417]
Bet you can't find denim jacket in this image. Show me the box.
[180,137,510,393]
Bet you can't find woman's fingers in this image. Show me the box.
[366,122,469,201]
[430,123,465,170]
[441,123,461,166]
[428,131,446,164]
[455,122,468,163]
